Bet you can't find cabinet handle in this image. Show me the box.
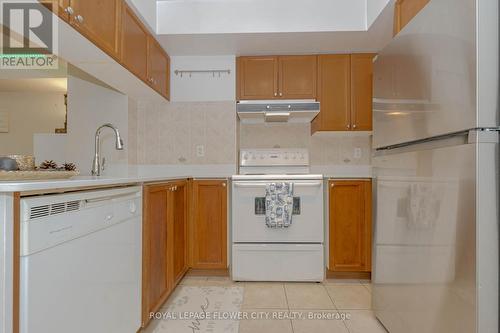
[330,183,335,188]
[279,92,283,97]
[148,77,153,84]
[274,92,277,97]
[352,124,357,129]
[347,124,350,129]
[222,183,226,187]
[64,6,74,15]
[75,14,84,23]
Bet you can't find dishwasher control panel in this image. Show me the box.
[20,186,142,256]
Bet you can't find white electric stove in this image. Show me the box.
[231,149,324,281]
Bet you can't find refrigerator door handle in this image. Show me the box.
[375,127,500,154]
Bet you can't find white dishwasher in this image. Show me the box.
[19,186,142,333]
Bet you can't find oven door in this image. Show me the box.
[231,180,324,243]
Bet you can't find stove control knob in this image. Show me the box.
[284,154,289,159]
[242,153,248,160]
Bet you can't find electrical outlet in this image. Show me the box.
[196,145,205,157]
[354,147,362,159]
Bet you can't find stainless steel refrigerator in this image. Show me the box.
[372,0,499,332]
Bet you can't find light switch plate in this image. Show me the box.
[196,144,205,157]
[354,147,362,159]
[0,111,8,132]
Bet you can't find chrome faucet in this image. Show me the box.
[91,123,124,176]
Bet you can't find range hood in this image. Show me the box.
[237,100,320,123]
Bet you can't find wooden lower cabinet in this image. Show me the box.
[142,178,227,327]
[190,180,228,269]
[142,180,188,327]
[328,179,372,273]
[172,181,188,285]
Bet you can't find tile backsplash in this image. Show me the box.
[129,101,371,167]
[239,123,372,166]
[130,101,237,165]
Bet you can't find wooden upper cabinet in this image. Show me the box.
[350,54,374,131]
[329,180,372,273]
[142,184,172,325]
[191,180,227,269]
[311,55,351,133]
[147,36,170,100]
[279,55,317,99]
[237,56,278,100]
[393,0,430,35]
[237,55,317,100]
[39,0,70,21]
[70,0,122,60]
[312,54,373,133]
[172,181,188,285]
[121,3,149,82]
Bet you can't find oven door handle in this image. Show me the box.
[233,182,322,188]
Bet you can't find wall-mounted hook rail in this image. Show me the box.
[174,69,231,78]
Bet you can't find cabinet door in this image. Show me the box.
[191,180,227,269]
[237,56,278,100]
[70,0,122,60]
[394,0,430,35]
[311,55,351,133]
[121,3,148,82]
[278,55,317,99]
[142,184,172,326]
[147,36,170,100]
[39,0,70,21]
[350,54,374,131]
[172,181,188,284]
[329,180,372,272]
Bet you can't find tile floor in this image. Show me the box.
[145,276,388,333]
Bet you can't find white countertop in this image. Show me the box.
[0,164,236,192]
[311,165,372,178]
[0,164,372,192]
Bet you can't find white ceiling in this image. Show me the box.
[157,0,367,34]
[153,0,395,55]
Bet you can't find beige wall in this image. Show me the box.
[0,92,66,156]
[129,103,371,167]
[129,101,237,165]
[66,75,129,175]
[240,123,372,166]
